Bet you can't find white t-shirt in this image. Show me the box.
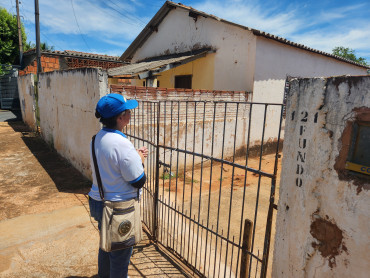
[88,128,144,201]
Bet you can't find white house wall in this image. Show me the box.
[250,37,368,144]
[132,8,256,92]
[254,36,367,103]
[38,68,106,178]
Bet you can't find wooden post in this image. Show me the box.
[240,219,253,278]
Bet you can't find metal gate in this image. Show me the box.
[0,65,20,109]
[124,100,284,278]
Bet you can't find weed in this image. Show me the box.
[160,172,177,180]
[184,177,198,184]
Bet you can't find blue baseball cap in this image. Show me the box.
[96,93,138,119]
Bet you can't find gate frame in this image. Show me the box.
[127,100,284,278]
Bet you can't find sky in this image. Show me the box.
[1,0,369,62]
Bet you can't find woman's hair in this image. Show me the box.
[95,110,125,129]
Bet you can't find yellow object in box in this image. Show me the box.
[345,161,370,176]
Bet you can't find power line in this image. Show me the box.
[96,0,145,28]
[7,0,16,14]
[19,3,61,50]
[105,0,146,26]
[70,0,91,52]
[19,4,60,50]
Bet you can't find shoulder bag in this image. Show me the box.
[91,135,143,252]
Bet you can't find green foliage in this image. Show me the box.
[332,46,368,66]
[27,41,55,51]
[0,7,54,75]
[0,7,28,66]
[160,172,177,180]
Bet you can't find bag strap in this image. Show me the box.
[92,135,104,200]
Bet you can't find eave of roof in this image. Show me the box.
[23,49,125,63]
[120,1,369,69]
[110,49,210,77]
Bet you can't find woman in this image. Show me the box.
[88,93,148,278]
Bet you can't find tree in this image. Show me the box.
[27,41,55,51]
[332,46,368,66]
[0,7,54,75]
[0,7,28,67]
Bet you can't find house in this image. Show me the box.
[19,49,130,85]
[110,1,368,103]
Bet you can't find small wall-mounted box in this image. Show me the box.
[345,122,370,176]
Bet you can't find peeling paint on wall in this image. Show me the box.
[334,106,370,193]
[273,76,370,278]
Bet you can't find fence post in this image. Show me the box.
[240,219,253,278]
[153,102,161,240]
[261,107,283,278]
[260,179,277,278]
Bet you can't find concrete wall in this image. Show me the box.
[273,76,370,277]
[111,85,282,171]
[131,8,256,92]
[17,74,37,130]
[38,68,106,178]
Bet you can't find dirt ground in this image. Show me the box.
[0,118,280,277]
[0,121,190,278]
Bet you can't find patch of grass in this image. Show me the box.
[184,177,198,184]
[160,172,177,180]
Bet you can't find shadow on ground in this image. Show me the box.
[64,232,191,278]
[7,121,91,194]
[128,232,191,278]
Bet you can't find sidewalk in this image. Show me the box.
[0,109,22,122]
[0,121,189,278]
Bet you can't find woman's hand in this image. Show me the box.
[137,146,148,159]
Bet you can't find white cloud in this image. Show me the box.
[194,0,304,37]
[17,0,146,39]
[2,0,369,61]
[291,25,370,56]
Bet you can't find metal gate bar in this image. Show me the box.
[125,100,284,278]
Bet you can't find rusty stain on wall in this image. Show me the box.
[310,216,347,268]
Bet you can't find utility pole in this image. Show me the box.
[16,0,23,66]
[34,0,42,74]
[34,0,41,134]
